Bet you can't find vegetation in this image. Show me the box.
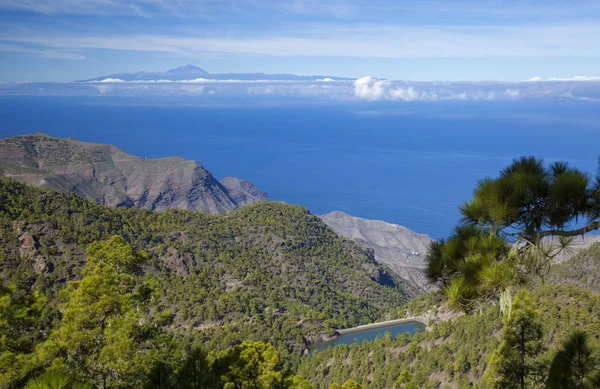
[299,157,600,388]
[426,156,600,312]
[297,283,600,388]
[547,331,600,389]
[0,178,408,387]
[485,289,545,389]
[2,155,600,388]
[546,241,600,292]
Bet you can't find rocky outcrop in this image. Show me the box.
[0,133,267,214]
[18,231,38,258]
[220,177,269,207]
[321,211,433,292]
[321,211,600,293]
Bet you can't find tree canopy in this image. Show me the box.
[426,157,600,312]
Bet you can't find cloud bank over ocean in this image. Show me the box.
[1,76,599,103]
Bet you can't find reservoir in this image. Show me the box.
[311,320,425,351]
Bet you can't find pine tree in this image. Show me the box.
[0,283,45,386]
[427,157,600,311]
[208,341,313,389]
[487,289,544,389]
[36,236,169,388]
[547,331,600,389]
[329,380,366,389]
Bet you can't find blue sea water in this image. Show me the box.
[1,96,599,239]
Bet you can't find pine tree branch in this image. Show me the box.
[538,220,600,238]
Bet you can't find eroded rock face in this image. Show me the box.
[220,177,269,207]
[16,230,52,275]
[322,211,433,292]
[33,256,52,275]
[0,133,267,214]
[19,232,37,258]
[161,247,197,277]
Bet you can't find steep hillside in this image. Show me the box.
[220,176,269,206]
[298,282,600,388]
[294,237,600,388]
[321,211,432,292]
[0,179,409,358]
[0,133,267,214]
[547,241,600,292]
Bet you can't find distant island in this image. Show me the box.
[81,64,353,82]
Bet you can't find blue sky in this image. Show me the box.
[1,0,600,82]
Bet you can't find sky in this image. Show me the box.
[1,0,600,82]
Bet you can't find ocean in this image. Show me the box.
[1,96,599,239]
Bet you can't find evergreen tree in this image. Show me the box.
[0,283,45,387]
[329,380,366,389]
[547,331,600,389]
[36,237,171,388]
[427,157,600,311]
[487,289,544,389]
[173,348,215,389]
[208,341,312,389]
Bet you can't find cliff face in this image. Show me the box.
[321,211,433,292]
[0,133,267,214]
[220,176,269,206]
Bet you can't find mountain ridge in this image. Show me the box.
[0,132,267,214]
[81,64,353,82]
[321,211,432,292]
[0,178,410,359]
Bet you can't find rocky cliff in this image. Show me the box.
[220,176,269,206]
[0,133,267,213]
[321,211,433,292]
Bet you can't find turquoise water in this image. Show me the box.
[311,321,425,351]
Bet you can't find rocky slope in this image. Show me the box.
[220,176,269,206]
[321,211,432,292]
[547,240,600,291]
[0,133,267,214]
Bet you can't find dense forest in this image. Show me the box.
[298,282,600,388]
[0,178,407,388]
[297,157,600,388]
[3,155,600,389]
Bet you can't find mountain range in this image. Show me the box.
[2,133,596,294]
[0,133,267,214]
[81,64,352,82]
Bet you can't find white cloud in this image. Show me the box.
[0,43,85,60]
[0,0,174,17]
[2,22,600,60]
[316,78,335,82]
[89,78,328,84]
[548,76,600,81]
[98,78,125,83]
[504,89,520,98]
[524,76,600,82]
[4,77,600,103]
[354,76,389,101]
[353,76,437,101]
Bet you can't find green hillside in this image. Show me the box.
[0,178,409,387]
[3,154,600,389]
[297,282,600,388]
[546,241,600,292]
